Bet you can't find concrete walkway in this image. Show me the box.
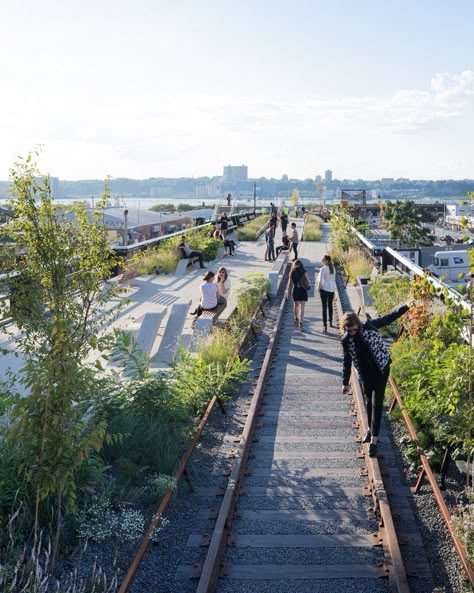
[0,216,330,381]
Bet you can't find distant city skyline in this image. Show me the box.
[1,1,473,181]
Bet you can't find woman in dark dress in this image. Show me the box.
[286,259,310,332]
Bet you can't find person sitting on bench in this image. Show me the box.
[213,228,236,256]
[178,235,206,269]
[191,270,219,322]
[215,267,230,309]
[276,233,290,257]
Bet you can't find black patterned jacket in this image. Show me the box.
[341,305,409,385]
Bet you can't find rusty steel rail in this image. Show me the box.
[195,279,288,593]
[389,377,474,589]
[117,293,269,593]
[334,291,410,593]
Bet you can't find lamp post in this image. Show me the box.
[124,209,129,246]
[253,181,257,214]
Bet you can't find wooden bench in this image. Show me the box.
[189,303,227,351]
[269,252,289,296]
[118,261,140,284]
[175,247,201,276]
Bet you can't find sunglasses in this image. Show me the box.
[346,327,359,334]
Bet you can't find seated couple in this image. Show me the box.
[191,268,230,326]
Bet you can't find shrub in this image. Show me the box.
[235,215,269,241]
[368,272,411,334]
[330,209,365,263]
[136,247,178,275]
[451,489,474,570]
[391,336,472,465]
[235,272,271,319]
[131,225,221,275]
[338,247,373,284]
[302,214,323,241]
[169,349,250,415]
[197,326,241,366]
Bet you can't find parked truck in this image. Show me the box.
[428,249,472,283]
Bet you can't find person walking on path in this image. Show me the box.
[280,210,288,234]
[178,235,206,268]
[286,259,310,332]
[289,222,299,261]
[317,254,336,333]
[341,305,409,457]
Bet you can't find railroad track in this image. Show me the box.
[166,266,428,593]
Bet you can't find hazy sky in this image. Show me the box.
[1,0,473,180]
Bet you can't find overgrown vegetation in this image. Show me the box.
[379,274,473,472]
[329,208,373,283]
[149,202,212,213]
[302,214,322,241]
[234,272,270,318]
[130,226,221,275]
[367,264,474,585]
[452,489,474,574]
[235,215,269,240]
[0,156,266,590]
[368,272,411,335]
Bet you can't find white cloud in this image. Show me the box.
[374,70,474,133]
[0,71,473,179]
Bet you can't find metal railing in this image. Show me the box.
[113,209,262,258]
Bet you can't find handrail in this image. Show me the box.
[389,377,474,588]
[114,210,262,256]
[255,219,270,240]
[117,292,269,593]
[351,227,470,311]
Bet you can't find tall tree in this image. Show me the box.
[290,187,300,209]
[382,200,435,246]
[2,153,119,561]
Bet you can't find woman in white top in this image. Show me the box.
[191,271,218,320]
[317,254,336,333]
[215,267,231,310]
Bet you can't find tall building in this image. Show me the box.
[325,169,333,183]
[223,164,248,183]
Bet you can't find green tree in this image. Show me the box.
[290,188,300,209]
[149,203,175,213]
[2,153,119,561]
[382,200,435,246]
